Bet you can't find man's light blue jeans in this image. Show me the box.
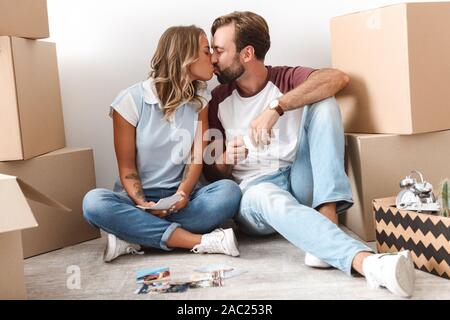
[83,180,241,251]
[235,97,372,275]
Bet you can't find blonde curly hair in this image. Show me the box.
[149,25,207,120]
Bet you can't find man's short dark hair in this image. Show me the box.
[211,11,271,61]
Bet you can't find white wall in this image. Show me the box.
[47,0,435,189]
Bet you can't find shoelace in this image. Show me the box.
[192,232,224,253]
[126,247,144,255]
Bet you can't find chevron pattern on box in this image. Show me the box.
[375,205,450,280]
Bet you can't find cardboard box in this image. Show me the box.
[0,36,65,161]
[0,0,49,39]
[342,130,450,241]
[374,197,450,280]
[331,2,450,134]
[0,148,101,258]
[0,174,69,300]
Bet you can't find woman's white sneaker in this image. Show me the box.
[305,252,332,268]
[192,228,240,257]
[362,250,415,297]
[103,233,144,262]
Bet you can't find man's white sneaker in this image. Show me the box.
[103,233,144,262]
[192,228,240,257]
[362,250,415,297]
[305,252,332,268]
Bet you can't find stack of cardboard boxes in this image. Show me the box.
[0,0,100,299]
[331,2,450,279]
[331,1,450,242]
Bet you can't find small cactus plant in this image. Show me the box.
[438,179,450,217]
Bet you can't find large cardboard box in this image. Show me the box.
[0,0,49,39]
[0,148,101,258]
[342,130,450,241]
[0,36,65,161]
[374,197,450,280]
[331,2,450,134]
[0,174,69,300]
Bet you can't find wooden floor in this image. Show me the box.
[24,227,450,300]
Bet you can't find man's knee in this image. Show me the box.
[241,182,279,209]
[315,96,338,107]
[311,97,341,114]
[310,96,341,119]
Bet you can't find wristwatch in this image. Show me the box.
[269,99,285,117]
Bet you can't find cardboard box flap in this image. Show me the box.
[0,174,37,233]
[0,174,71,234]
[16,178,71,213]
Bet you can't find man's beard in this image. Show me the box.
[215,58,245,84]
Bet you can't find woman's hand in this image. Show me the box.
[168,190,189,213]
[137,190,189,218]
[138,201,171,218]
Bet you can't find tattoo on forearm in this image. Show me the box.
[134,182,145,200]
[125,173,140,181]
[135,189,145,200]
[125,173,144,201]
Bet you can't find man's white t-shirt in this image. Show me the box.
[208,66,316,189]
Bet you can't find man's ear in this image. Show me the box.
[240,45,256,63]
